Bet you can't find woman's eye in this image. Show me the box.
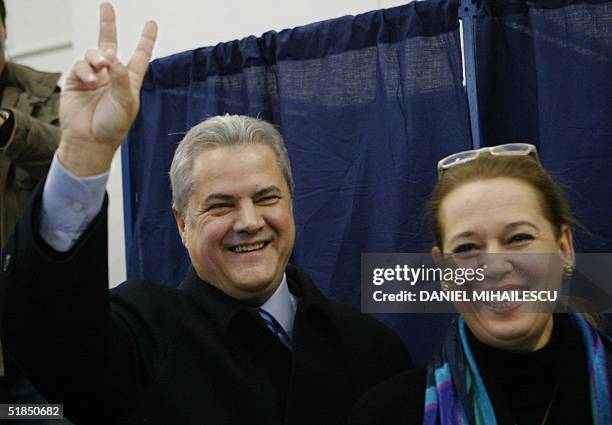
[453,243,479,254]
[507,233,533,244]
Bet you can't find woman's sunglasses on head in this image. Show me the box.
[437,143,540,177]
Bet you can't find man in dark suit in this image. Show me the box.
[1,4,411,425]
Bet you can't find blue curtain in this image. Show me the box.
[476,0,612,251]
[124,0,612,366]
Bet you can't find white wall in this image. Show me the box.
[5,0,72,78]
[8,0,410,287]
[70,0,410,60]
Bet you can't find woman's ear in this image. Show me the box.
[432,246,444,268]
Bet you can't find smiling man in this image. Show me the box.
[170,130,296,306]
[0,5,411,425]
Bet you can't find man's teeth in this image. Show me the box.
[231,242,266,253]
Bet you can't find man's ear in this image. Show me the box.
[0,20,7,44]
[172,206,188,247]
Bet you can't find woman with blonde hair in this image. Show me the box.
[351,143,612,425]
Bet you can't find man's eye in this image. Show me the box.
[257,196,280,205]
[453,243,479,254]
[508,233,533,244]
[207,204,231,211]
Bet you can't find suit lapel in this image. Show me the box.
[284,267,351,425]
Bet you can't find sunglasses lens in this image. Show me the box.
[440,151,478,168]
[491,144,532,155]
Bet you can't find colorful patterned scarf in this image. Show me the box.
[423,312,612,425]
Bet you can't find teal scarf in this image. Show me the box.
[424,312,612,425]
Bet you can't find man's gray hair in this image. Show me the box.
[170,115,295,218]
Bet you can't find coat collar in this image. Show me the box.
[177,264,341,340]
[177,267,248,335]
[285,263,341,338]
[1,62,60,99]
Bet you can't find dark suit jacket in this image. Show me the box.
[349,368,425,425]
[0,185,412,425]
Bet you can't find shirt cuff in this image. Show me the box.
[40,152,109,252]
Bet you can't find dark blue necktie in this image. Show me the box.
[257,308,292,351]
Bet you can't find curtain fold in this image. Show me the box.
[476,0,612,251]
[124,0,612,365]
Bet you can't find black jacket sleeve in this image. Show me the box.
[0,180,138,424]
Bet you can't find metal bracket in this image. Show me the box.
[459,0,482,149]
[121,141,135,274]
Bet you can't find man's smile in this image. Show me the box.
[228,240,271,253]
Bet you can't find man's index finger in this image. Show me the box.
[98,3,118,54]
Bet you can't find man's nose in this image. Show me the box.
[233,201,265,234]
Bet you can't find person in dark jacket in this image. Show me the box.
[0,0,60,250]
[1,4,411,424]
[350,144,612,425]
[0,1,64,422]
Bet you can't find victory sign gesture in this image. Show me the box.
[59,3,157,176]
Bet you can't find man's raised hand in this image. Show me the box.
[59,3,157,176]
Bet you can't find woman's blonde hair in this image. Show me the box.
[430,153,574,249]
